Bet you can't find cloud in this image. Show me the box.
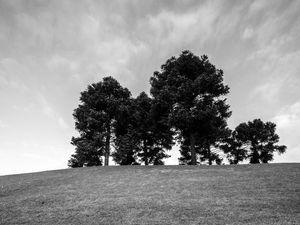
[251,80,282,104]
[36,93,56,119]
[0,58,30,92]
[36,93,69,130]
[273,102,300,130]
[242,27,254,39]
[272,101,300,162]
[248,0,269,14]
[248,39,300,105]
[143,2,218,48]
[47,55,78,71]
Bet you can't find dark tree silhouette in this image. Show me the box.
[68,137,103,167]
[113,92,173,165]
[178,136,224,165]
[228,119,286,164]
[150,50,231,165]
[70,76,131,167]
[112,126,139,165]
[69,52,287,167]
[220,130,248,164]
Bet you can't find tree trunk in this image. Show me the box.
[207,144,212,165]
[144,151,149,166]
[143,140,148,166]
[104,122,111,166]
[250,148,260,164]
[190,134,196,165]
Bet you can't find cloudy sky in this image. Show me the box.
[0,0,299,175]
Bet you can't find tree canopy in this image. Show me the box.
[112,92,173,165]
[150,50,231,165]
[232,119,286,163]
[68,136,103,167]
[70,76,131,167]
[220,130,248,164]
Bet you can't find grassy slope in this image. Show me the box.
[0,164,299,225]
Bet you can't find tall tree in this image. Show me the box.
[68,136,103,167]
[178,137,199,165]
[233,119,286,163]
[113,92,173,165]
[70,76,131,166]
[150,50,231,165]
[178,135,224,165]
[112,126,139,165]
[220,130,248,164]
[134,92,172,165]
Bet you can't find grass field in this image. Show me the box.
[0,164,299,225]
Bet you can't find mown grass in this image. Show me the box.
[0,163,299,225]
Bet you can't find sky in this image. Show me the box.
[0,0,299,175]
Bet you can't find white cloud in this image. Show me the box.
[253,1,299,54]
[47,55,78,71]
[249,0,270,15]
[273,102,300,130]
[251,81,282,103]
[36,93,70,130]
[247,36,294,64]
[0,58,30,92]
[36,93,56,119]
[145,4,218,46]
[80,14,101,37]
[249,43,300,104]
[242,27,254,39]
[272,101,300,162]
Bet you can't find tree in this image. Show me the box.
[112,92,173,165]
[233,119,286,164]
[134,92,172,165]
[112,126,139,165]
[150,50,231,165]
[70,76,131,166]
[178,135,224,165]
[220,130,248,164]
[178,137,199,165]
[68,137,103,167]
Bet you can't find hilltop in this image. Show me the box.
[0,163,299,225]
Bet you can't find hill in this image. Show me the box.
[0,164,299,225]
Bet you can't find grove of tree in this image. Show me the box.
[69,51,286,167]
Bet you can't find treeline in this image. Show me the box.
[68,51,286,167]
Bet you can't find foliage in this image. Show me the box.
[178,136,223,165]
[113,92,173,165]
[70,76,131,167]
[150,50,231,165]
[233,119,286,163]
[221,119,287,164]
[112,126,139,165]
[68,137,103,167]
[69,51,287,166]
[220,130,248,164]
